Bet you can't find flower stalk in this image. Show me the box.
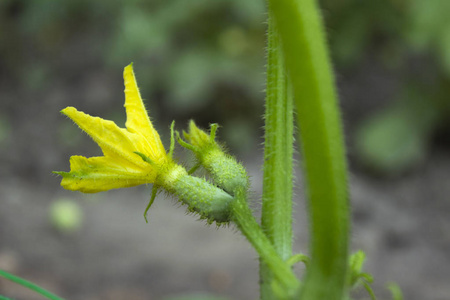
[231,188,300,299]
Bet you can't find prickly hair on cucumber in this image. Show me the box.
[142,159,235,225]
[179,121,249,196]
[137,119,248,225]
[169,174,234,224]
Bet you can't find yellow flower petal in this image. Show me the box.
[56,64,174,193]
[123,64,166,160]
[62,107,149,169]
[56,155,155,193]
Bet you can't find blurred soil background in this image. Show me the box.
[0,0,450,299]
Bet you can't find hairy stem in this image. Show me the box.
[260,12,295,300]
[267,0,350,299]
[231,189,299,298]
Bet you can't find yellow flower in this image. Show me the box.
[55,64,185,193]
[55,64,236,224]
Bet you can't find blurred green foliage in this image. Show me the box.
[0,0,266,154]
[106,0,266,114]
[321,0,450,174]
[407,0,450,72]
[321,0,403,68]
[0,0,449,166]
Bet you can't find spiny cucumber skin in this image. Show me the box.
[203,152,249,196]
[172,175,234,224]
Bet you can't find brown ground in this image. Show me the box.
[1,150,450,299]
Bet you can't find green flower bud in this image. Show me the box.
[179,121,249,195]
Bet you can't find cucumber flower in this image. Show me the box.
[55,64,234,224]
[55,64,186,193]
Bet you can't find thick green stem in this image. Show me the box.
[231,189,300,298]
[260,12,295,299]
[267,0,350,299]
